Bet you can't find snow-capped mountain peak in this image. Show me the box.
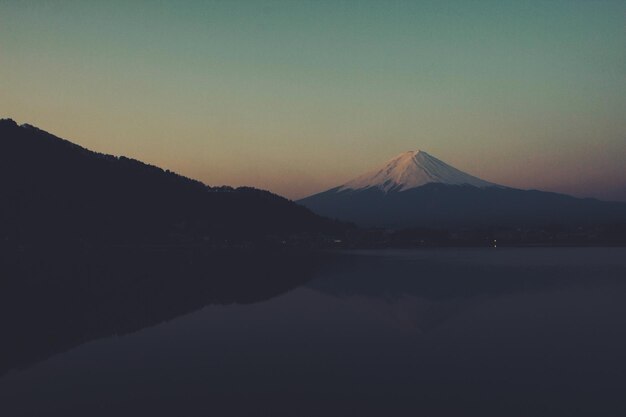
[338,150,496,193]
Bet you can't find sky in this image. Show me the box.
[1,0,625,201]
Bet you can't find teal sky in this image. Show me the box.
[1,0,625,200]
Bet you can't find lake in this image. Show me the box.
[1,248,626,416]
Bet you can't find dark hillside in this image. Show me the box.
[0,119,347,245]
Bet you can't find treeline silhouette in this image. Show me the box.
[339,223,626,247]
[0,119,348,246]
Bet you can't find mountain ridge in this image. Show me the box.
[299,150,626,229]
[338,150,497,193]
[0,118,348,245]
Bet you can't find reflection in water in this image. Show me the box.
[308,248,626,334]
[1,248,626,417]
[0,247,322,377]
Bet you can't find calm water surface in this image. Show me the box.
[1,248,626,416]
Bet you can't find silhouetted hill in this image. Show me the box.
[0,119,347,245]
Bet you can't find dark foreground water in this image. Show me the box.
[1,248,626,416]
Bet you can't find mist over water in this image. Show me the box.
[1,248,625,416]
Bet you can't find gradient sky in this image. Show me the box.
[1,0,625,200]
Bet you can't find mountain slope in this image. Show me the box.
[339,150,496,192]
[0,119,346,244]
[299,150,626,229]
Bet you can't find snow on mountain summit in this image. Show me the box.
[338,150,497,193]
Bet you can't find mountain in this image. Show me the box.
[298,150,626,229]
[338,150,496,192]
[0,119,346,245]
